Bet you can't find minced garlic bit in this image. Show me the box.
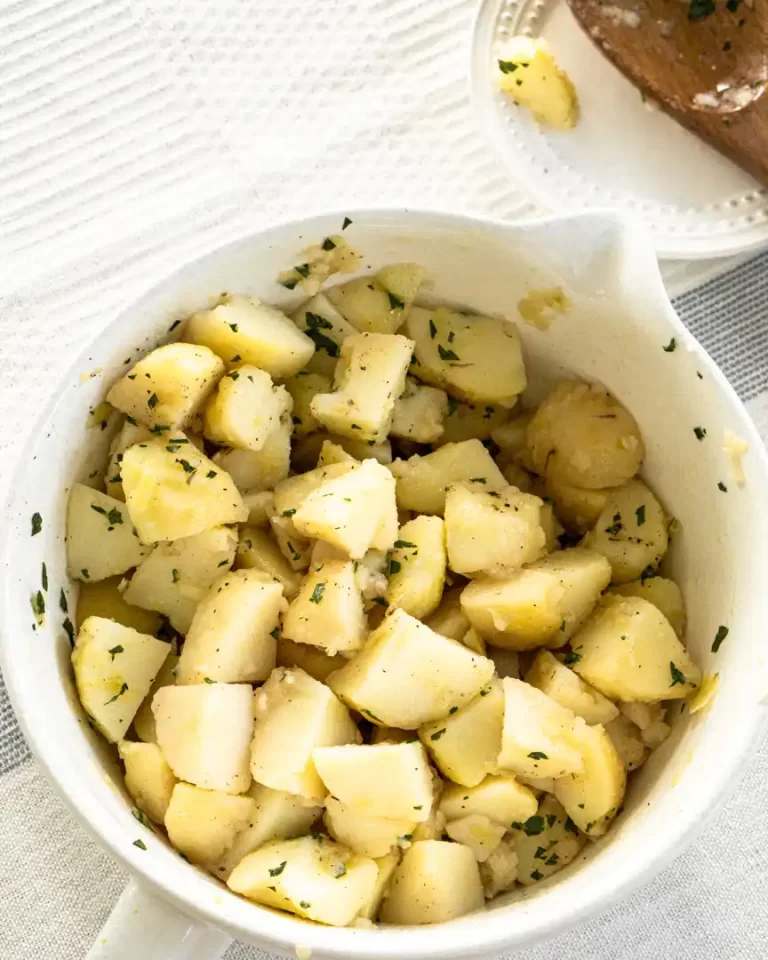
[518,287,571,331]
[723,430,748,487]
[689,673,719,715]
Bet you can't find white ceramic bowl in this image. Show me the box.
[2,209,768,960]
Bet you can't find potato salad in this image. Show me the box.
[66,230,701,928]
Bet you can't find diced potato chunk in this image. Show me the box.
[292,293,357,377]
[76,577,161,635]
[545,476,610,534]
[235,526,302,600]
[106,343,224,429]
[445,815,506,862]
[571,596,701,701]
[153,683,253,793]
[439,400,512,446]
[607,576,686,637]
[492,411,534,470]
[67,484,150,582]
[419,680,503,787]
[605,715,648,772]
[445,482,546,577]
[72,617,170,742]
[512,795,586,886]
[380,841,484,924]
[326,263,426,335]
[525,651,619,725]
[285,371,332,437]
[123,526,237,634]
[479,839,519,898]
[553,722,626,837]
[276,638,347,683]
[118,740,177,823]
[461,628,487,656]
[324,797,417,859]
[243,490,275,526]
[165,782,258,872]
[390,379,448,444]
[133,654,178,743]
[273,462,355,519]
[582,479,669,584]
[311,332,413,443]
[176,570,283,684]
[227,835,378,928]
[203,367,289,452]
[316,439,357,467]
[213,414,292,493]
[267,512,312,572]
[496,37,579,130]
[440,774,538,825]
[423,586,470,641]
[386,515,446,620]
[184,295,314,379]
[526,381,644,489]
[460,570,565,650]
[618,700,665,732]
[121,436,246,543]
[104,421,153,501]
[530,547,612,641]
[358,852,400,920]
[497,678,583,779]
[328,608,494,728]
[250,667,360,801]
[313,742,434,821]
[283,559,366,654]
[406,306,526,407]
[390,440,507,515]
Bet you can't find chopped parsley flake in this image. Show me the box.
[31,591,45,625]
[718,481,727,492]
[389,559,401,575]
[109,645,124,660]
[280,278,298,290]
[203,677,214,684]
[470,477,486,484]
[528,751,548,760]
[438,344,460,362]
[169,318,182,331]
[228,323,239,332]
[282,508,297,517]
[605,512,623,535]
[362,708,382,722]
[206,470,217,479]
[309,582,326,604]
[430,728,447,741]
[563,650,581,665]
[171,569,180,583]
[342,217,353,230]
[530,869,543,881]
[523,815,545,836]
[41,562,48,592]
[105,682,128,705]
[322,237,337,251]
[304,312,339,357]
[498,59,519,73]
[564,817,579,835]
[270,627,280,640]
[133,839,147,850]
[125,415,138,426]
[228,370,240,381]
[394,540,416,549]
[663,338,677,352]
[299,901,311,909]
[388,292,405,310]
[62,618,75,645]
[31,513,43,536]
[371,597,388,607]
[669,662,687,687]
[693,426,707,440]
[635,504,646,526]
[447,395,458,417]
[429,318,437,339]
[295,264,310,279]
[449,706,458,714]
[132,808,153,830]
[269,861,287,877]
[147,393,159,409]
[59,589,68,613]
[688,0,715,18]
[712,625,729,653]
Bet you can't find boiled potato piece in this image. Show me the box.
[619,700,666,732]
[500,461,533,492]
[153,683,253,793]
[311,332,413,443]
[184,295,314,379]
[313,742,434,821]
[118,740,177,823]
[525,651,618,725]
[285,371,331,437]
[292,432,392,471]
[328,608,494,728]
[282,559,366,654]
[540,502,564,552]
[133,654,178,743]
[358,852,400,920]
[326,262,426,335]
[445,483,546,577]
[553,721,626,837]
[571,596,701,701]
[176,570,283,684]
[526,381,644,489]
[76,576,161,635]
[512,795,586,886]
[104,420,153,501]
[121,436,247,543]
[324,798,417,859]
[390,440,506,515]
[423,586,470,641]
[250,667,360,801]
[203,367,288,452]
[438,400,512,446]
[123,526,237,634]
[267,512,312,572]
[390,379,448,444]
[67,484,150,582]
[479,840,519,898]
[460,570,564,650]
[72,617,170,742]
[227,835,378,928]
[235,526,302,600]
[292,459,397,559]
[276,638,347,683]
[461,627,487,656]
[213,414,292,493]
[496,37,578,130]
[386,515,446,619]
[369,726,416,746]
[582,479,669,584]
[498,678,584,779]
[440,774,538,825]
[292,293,358,377]
[419,680,503,787]
[106,343,224,430]
[545,476,611,534]
[529,547,612,642]
[316,439,357,467]
[273,461,355,520]
[165,782,258,873]
[406,306,525,407]
[380,841,484,924]
[243,490,275,526]
[445,816,506,863]
[607,576,686,637]
[491,411,534,469]
[605,715,648,772]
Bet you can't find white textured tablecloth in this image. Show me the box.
[1,1,768,958]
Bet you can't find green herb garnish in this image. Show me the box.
[31,591,45,625]
[109,645,124,660]
[635,505,646,526]
[304,312,339,357]
[663,338,677,353]
[563,650,581,665]
[712,625,729,653]
[269,861,287,877]
[133,839,147,850]
[322,237,337,251]
[438,344,460,362]
[528,751,548,760]
[430,728,446,741]
[693,426,707,440]
[105,682,128,704]
[670,662,687,687]
[388,292,405,310]
[523,815,545,836]
[147,393,159,409]
[309,582,326,604]
[31,513,43,536]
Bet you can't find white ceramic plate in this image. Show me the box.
[471,0,768,259]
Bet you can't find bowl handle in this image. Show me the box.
[85,880,233,960]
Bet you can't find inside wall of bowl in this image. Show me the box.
[4,210,768,956]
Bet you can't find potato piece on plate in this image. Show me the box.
[324,797,417,859]
[276,638,348,683]
[165,782,259,872]
[380,841,484,924]
[607,576,686,637]
[328,608,494,729]
[438,400,512,446]
[390,379,448,444]
[571,595,701,701]
[76,576,161,635]
[390,440,506,515]
[203,367,288,452]
[250,667,360,801]
[311,332,413,443]
[107,343,224,430]
[213,414,292,493]
[460,570,565,650]
[153,683,253,793]
[496,37,578,130]
[419,680,503,787]
[118,740,177,824]
[358,851,400,920]
[445,815,506,863]
[133,654,178,744]
[439,774,538,826]
[582,479,669,584]
[313,742,434,821]
[282,559,366,654]
[423,585,470,641]
[235,526,302,600]
[175,570,283,684]
[121,436,247,543]
[406,306,526,407]
[525,650,619,725]
[526,381,644,489]
[285,371,332,437]
[445,482,546,577]
[497,678,584,779]
[553,721,626,838]
[123,526,237,634]
[67,484,150,582]
[184,295,314,379]
[227,835,378,928]
[386,515,446,620]
[512,795,586,886]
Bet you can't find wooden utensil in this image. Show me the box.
[566,0,768,183]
